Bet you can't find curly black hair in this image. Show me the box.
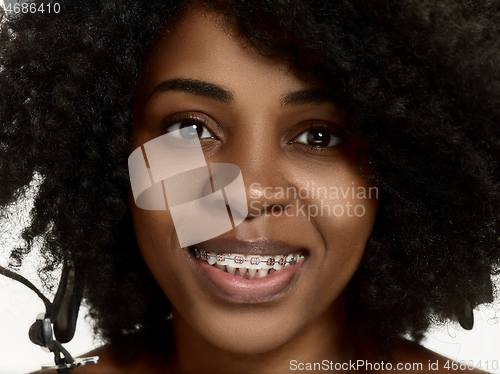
[1,0,500,362]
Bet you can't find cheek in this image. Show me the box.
[129,196,182,296]
[298,166,378,293]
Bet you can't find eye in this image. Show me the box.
[165,120,214,140]
[293,127,343,148]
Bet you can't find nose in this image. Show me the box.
[226,143,297,219]
[246,180,293,218]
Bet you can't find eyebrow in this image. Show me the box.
[148,78,330,108]
[148,78,234,103]
[279,89,330,108]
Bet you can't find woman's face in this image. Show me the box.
[131,6,378,354]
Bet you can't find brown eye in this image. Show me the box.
[294,127,342,148]
[166,121,214,140]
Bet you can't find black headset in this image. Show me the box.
[0,256,99,373]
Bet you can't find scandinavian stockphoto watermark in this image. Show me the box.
[249,182,378,219]
[290,360,423,371]
[128,126,248,248]
[2,0,61,14]
[290,359,499,372]
[127,126,379,247]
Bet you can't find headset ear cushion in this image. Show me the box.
[53,266,84,343]
[29,319,46,347]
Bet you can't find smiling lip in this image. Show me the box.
[189,238,307,303]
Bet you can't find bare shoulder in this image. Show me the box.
[30,346,131,374]
[31,340,488,374]
[31,346,177,374]
[388,339,488,373]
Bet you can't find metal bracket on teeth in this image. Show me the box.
[192,247,304,265]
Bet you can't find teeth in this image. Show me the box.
[232,254,246,269]
[192,247,304,280]
[273,255,284,271]
[216,253,229,266]
[207,254,216,265]
[227,264,236,275]
[245,254,261,269]
[258,268,269,278]
[216,264,226,272]
[262,257,274,270]
[247,268,257,278]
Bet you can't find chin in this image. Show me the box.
[204,326,294,355]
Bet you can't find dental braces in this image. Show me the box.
[192,247,305,267]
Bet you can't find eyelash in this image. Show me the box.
[159,113,344,152]
[290,123,344,153]
[159,113,218,140]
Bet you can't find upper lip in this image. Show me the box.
[192,237,306,257]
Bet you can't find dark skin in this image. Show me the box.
[32,339,487,373]
[130,5,376,372]
[31,5,488,374]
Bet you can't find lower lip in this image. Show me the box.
[192,254,305,303]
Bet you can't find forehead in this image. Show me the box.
[137,5,308,101]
